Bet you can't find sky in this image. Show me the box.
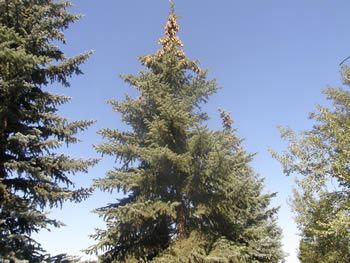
[32,1,350,262]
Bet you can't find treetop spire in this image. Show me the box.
[157,4,183,55]
[169,0,175,15]
[142,1,201,74]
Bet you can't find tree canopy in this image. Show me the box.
[0,0,96,261]
[88,4,284,263]
[271,64,350,262]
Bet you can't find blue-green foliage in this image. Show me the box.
[0,1,97,261]
[89,4,284,262]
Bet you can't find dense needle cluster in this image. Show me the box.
[0,1,96,261]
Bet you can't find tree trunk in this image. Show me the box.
[176,204,186,237]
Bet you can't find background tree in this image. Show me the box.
[0,0,97,261]
[271,64,350,262]
[89,4,284,262]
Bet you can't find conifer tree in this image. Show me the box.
[271,64,350,262]
[0,0,96,261]
[89,3,284,262]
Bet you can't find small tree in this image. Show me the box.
[0,0,97,261]
[89,3,284,262]
[271,65,350,262]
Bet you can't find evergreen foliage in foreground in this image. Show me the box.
[0,0,97,261]
[271,64,350,263]
[89,4,284,262]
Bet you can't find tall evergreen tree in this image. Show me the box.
[0,0,96,261]
[89,4,284,262]
[271,64,350,262]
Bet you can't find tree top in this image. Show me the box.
[142,1,201,74]
[157,3,184,55]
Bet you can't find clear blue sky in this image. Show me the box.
[33,1,350,262]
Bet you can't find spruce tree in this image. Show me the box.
[89,4,284,262]
[0,0,96,261]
